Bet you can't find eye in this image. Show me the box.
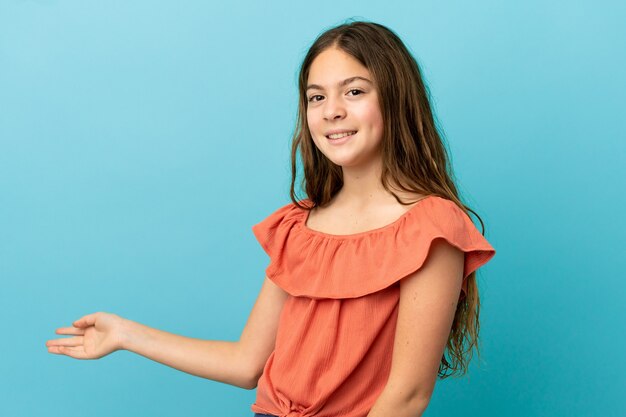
[348,89,364,96]
[308,94,323,103]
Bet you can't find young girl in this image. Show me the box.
[46,20,496,417]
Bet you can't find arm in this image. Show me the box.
[124,275,288,389]
[46,276,288,390]
[367,238,465,417]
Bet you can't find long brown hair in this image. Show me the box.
[288,19,489,378]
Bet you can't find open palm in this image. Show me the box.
[46,312,125,360]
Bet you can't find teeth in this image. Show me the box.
[327,131,356,139]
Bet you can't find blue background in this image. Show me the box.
[1,1,624,416]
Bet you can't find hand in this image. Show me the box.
[46,312,127,360]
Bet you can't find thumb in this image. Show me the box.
[73,313,98,328]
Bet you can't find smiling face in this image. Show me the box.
[305,47,384,169]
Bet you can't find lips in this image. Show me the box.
[325,131,356,145]
[325,130,358,139]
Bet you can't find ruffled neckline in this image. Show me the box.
[252,194,496,299]
[297,195,438,240]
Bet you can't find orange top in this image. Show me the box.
[250,195,496,417]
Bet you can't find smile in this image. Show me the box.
[326,131,357,139]
[326,131,357,145]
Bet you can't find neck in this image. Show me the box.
[334,158,393,207]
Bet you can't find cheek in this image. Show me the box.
[307,111,324,139]
[354,99,380,122]
[361,105,384,134]
[306,114,322,147]
[306,110,316,131]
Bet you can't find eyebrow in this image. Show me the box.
[306,76,373,92]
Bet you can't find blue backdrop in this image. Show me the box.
[1,1,624,416]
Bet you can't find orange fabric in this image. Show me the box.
[250,196,496,417]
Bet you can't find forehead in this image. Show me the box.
[307,47,371,84]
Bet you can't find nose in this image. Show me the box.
[323,95,346,120]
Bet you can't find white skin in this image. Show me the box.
[46,312,125,359]
[307,50,461,417]
[43,46,397,364]
[306,46,424,227]
[307,46,385,204]
[44,45,431,399]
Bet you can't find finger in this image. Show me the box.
[47,346,65,355]
[46,336,84,347]
[47,345,76,355]
[73,313,98,328]
[49,345,90,360]
[55,326,85,336]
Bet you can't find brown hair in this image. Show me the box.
[288,19,489,378]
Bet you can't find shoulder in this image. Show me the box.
[253,200,309,225]
[251,200,308,255]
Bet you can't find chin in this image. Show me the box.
[327,157,361,168]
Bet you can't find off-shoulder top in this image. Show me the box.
[249,195,496,417]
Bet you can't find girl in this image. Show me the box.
[46,20,496,417]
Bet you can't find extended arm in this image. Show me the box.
[367,238,465,417]
[46,276,288,390]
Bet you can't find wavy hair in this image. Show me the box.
[288,19,489,378]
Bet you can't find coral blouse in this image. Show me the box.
[250,195,496,417]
